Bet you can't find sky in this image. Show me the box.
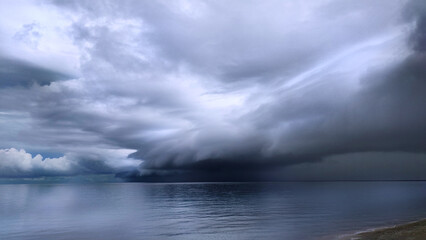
[0,0,426,181]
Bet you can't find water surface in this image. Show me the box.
[1,182,426,239]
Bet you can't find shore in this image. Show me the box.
[342,219,426,240]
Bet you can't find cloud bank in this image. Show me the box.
[0,148,132,177]
[0,148,73,177]
[0,0,426,180]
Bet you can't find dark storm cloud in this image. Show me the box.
[0,57,71,88]
[1,0,426,180]
[119,0,426,181]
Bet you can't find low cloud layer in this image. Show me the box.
[0,0,426,180]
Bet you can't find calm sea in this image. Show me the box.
[1,182,426,240]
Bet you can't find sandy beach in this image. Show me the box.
[343,219,426,240]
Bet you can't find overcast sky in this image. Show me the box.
[0,0,426,181]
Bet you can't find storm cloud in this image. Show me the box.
[0,0,426,180]
[0,57,71,88]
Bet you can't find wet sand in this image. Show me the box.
[343,219,426,240]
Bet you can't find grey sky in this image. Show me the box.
[0,0,425,180]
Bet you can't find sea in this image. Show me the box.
[1,181,426,240]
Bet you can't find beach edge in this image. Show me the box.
[339,219,426,240]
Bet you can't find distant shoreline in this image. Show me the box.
[2,176,426,184]
[341,219,426,240]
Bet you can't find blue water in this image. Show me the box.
[1,182,426,240]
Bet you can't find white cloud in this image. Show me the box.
[0,148,140,177]
[0,148,73,177]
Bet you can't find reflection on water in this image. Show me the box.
[1,182,426,240]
